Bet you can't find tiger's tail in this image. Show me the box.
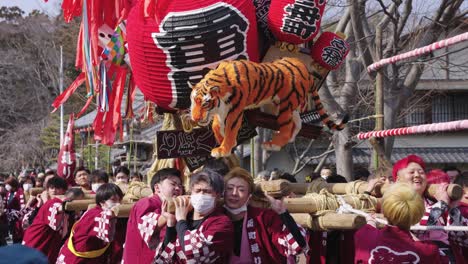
[311,90,348,131]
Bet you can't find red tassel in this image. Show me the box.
[102,68,127,145]
[93,110,105,141]
[76,95,94,119]
[51,73,85,112]
[123,74,136,119]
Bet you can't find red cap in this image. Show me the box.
[392,155,426,182]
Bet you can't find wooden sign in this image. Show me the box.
[157,128,217,159]
[184,156,213,172]
[157,115,257,160]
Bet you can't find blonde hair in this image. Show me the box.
[382,183,425,230]
[224,167,255,194]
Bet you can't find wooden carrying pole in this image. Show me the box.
[291,213,366,230]
[258,180,463,201]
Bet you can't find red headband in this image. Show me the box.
[392,155,426,182]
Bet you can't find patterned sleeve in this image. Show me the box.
[46,202,65,231]
[178,217,234,263]
[89,209,115,243]
[138,211,163,249]
[268,210,308,256]
[448,206,468,248]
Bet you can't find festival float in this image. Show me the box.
[47,0,468,233]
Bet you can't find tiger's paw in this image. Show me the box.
[211,147,231,158]
[262,142,281,151]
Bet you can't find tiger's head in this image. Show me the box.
[189,79,221,126]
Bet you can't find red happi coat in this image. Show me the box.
[155,207,234,264]
[122,195,166,264]
[56,206,116,264]
[6,189,26,242]
[233,206,308,264]
[448,202,468,263]
[354,224,442,264]
[22,197,66,263]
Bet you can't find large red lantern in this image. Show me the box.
[268,0,326,44]
[127,0,259,111]
[310,32,349,71]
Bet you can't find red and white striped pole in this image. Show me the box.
[367,32,468,72]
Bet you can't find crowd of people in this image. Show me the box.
[0,155,466,263]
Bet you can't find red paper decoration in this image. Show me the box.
[126,0,259,111]
[310,32,349,70]
[268,0,326,44]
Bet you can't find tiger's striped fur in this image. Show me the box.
[190,57,346,158]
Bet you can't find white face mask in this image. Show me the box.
[5,184,12,192]
[91,183,103,193]
[116,178,128,184]
[23,183,33,192]
[190,193,215,215]
[224,204,248,215]
[104,200,120,210]
[224,195,251,215]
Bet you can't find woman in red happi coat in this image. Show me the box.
[56,183,123,264]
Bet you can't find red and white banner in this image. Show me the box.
[57,114,77,184]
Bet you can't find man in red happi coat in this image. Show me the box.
[155,169,234,264]
[122,168,183,264]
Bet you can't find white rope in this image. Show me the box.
[410,225,468,231]
[336,195,388,225]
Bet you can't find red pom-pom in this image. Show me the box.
[310,32,350,70]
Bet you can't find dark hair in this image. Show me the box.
[115,166,130,177]
[454,171,468,187]
[90,170,109,183]
[64,188,85,201]
[443,166,461,174]
[353,167,370,180]
[203,159,230,176]
[5,176,19,190]
[95,183,124,205]
[326,175,348,183]
[190,169,224,194]
[150,168,181,192]
[131,172,143,180]
[74,167,90,177]
[46,177,68,191]
[45,169,56,177]
[279,173,297,183]
[23,175,36,186]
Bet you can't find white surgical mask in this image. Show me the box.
[22,183,33,192]
[190,193,215,215]
[224,204,247,215]
[92,183,103,193]
[224,194,251,215]
[104,200,120,210]
[5,184,12,192]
